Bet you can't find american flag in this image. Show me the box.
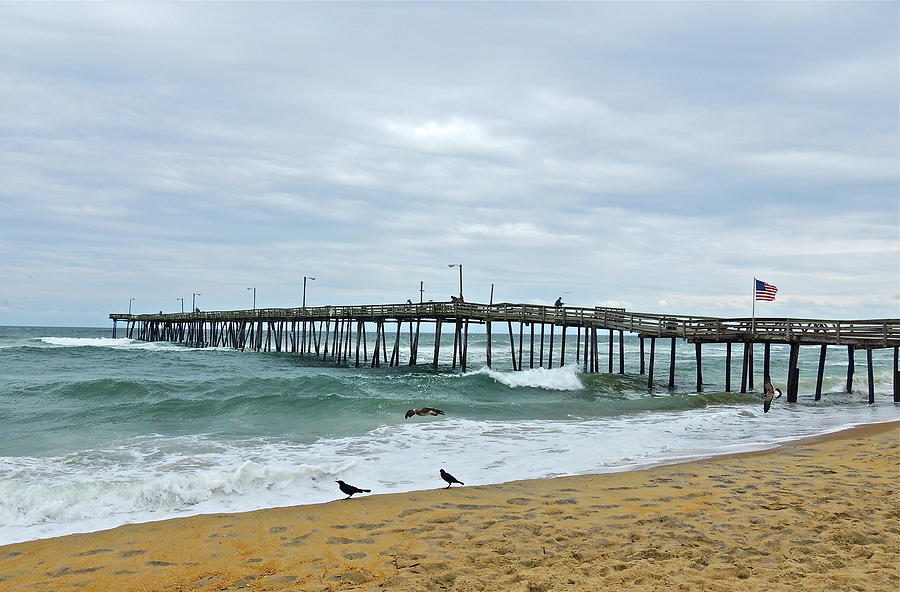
[755,279,778,301]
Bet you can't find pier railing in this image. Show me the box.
[111,301,900,348]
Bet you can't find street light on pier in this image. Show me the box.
[176,297,184,313]
[247,287,256,310]
[448,264,463,301]
[302,276,316,308]
[192,292,201,312]
[128,298,134,315]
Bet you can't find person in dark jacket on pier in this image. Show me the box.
[555,297,564,307]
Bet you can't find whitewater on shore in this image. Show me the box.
[1,325,897,545]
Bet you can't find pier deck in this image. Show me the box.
[110,302,900,404]
[111,302,899,348]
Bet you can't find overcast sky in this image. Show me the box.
[1,2,897,327]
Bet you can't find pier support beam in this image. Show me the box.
[451,320,460,369]
[866,349,874,405]
[846,345,855,393]
[461,321,469,373]
[668,337,676,390]
[486,322,492,368]
[740,343,750,394]
[725,342,732,392]
[640,337,645,375]
[608,329,614,374]
[390,321,401,367]
[695,343,703,392]
[815,344,827,401]
[507,321,518,371]
[410,320,420,366]
[619,330,624,374]
[647,337,656,389]
[530,323,535,369]
[539,324,545,368]
[355,321,362,367]
[576,327,581,363]
[787,342,800,402]
[548,324,555,369]
[560,325,567,366]
[518,322,524,371]
[433,321,442,368]
[585,327,591,373]
[894,347,899,403]
[748,342,754,391]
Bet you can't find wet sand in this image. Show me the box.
[2,421,898,591]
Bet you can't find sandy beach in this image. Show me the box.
[2,421,897,592]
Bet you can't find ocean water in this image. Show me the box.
[1,324,897,546]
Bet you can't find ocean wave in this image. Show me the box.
[4,405,897,546]
[467,364,584,391]
[35,337,185,351]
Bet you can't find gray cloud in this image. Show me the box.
[0,2,896,326]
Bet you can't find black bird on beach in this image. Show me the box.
[335,480,371,499]
[440,468,464,488]
[763,381,783,413]
[405,407,445,419]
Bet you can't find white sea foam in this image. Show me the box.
[1,402,896,546]
[469,364,583,390]
[35,337,185,351]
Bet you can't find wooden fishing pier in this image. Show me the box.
[110,302,900,404]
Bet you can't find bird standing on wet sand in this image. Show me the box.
[763,381,783,413]
[335,480,371,499]
[440,469,464,488]
[405,407,445,419]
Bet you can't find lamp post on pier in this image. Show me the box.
[302,276,316,308]
[247,287,256,310]
[448,264,463,301]
[177,297,184,313]
[128,298,134,315]
[192,292,201,312]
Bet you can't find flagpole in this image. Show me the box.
[751,277,756,335]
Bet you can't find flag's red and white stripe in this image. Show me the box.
[755,279,778,301]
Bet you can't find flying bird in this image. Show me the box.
[405,407,445,419]
[335,480,371,499]
[763,381,783,413]
[440,468,464,489]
